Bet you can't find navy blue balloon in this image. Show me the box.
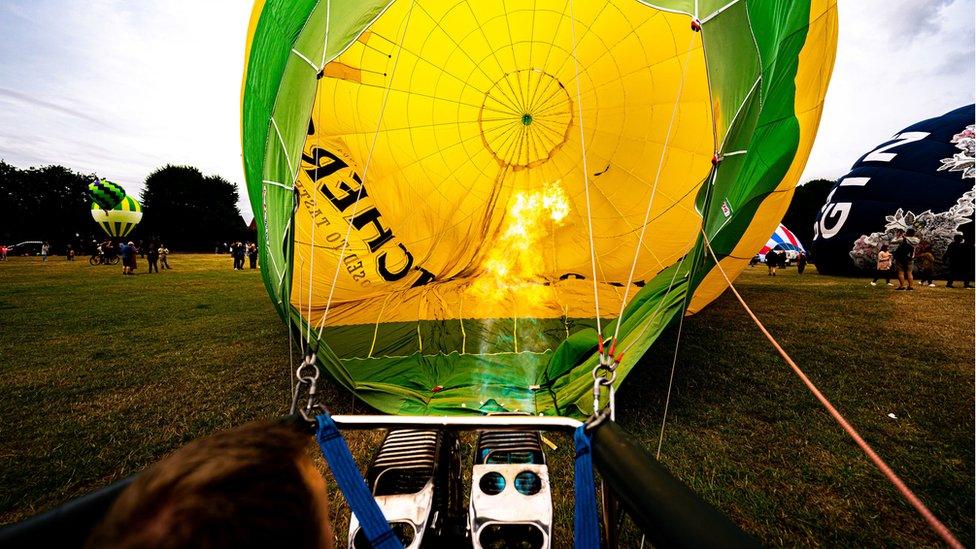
[812,105,974,275]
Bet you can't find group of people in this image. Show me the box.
[755,249,807,276]
[229,241,259,270]
[872,230,972,290]
[114,240,171,275]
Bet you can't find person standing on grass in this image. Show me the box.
[248,242,258,269]
[872,244,893,286]
[118,241,128,274]
[915,244,935,287]
[234,241,246,270]
[892,228,919,291]
[147,241,160,273]
[159,244,171,269]
[130,241,139,273]
[796,252,807,275]
[41,242,49,261]
[121,241,137,275]
[765,249,779,276]
[945,234,973,288]
[0,244,7,260]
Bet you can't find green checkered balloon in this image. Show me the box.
[88,179,126,211]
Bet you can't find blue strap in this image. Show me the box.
[574,425,600,549]
[315,414,403,549]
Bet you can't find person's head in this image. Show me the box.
[127,241,134,247]
[880,244,889,252]
[86,420,333,549]
[954,234,964,243]
[905,228,916,237]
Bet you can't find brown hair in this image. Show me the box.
[86,420,331,549]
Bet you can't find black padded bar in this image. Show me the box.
[0,476,136,549]
[591,420,760,549]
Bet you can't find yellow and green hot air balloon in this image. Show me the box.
[242,0,838,417]
[91,195,143,238]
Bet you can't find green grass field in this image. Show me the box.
[0,254,972,547]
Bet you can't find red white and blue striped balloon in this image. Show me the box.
[759,224,806,256]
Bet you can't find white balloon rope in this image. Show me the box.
[652,170,717,460]
[303,0,332,347]
[568,0,602,336]
[655,302,687,459]
[314,1,416,342]
[611,30,698,346]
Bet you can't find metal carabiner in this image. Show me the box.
[584,407,611,433]
[290,379,307,416]
[591,374,617,417]
[295,353,319,384]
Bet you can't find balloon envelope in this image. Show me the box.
[88,179,126,212]
[242,0,837,416]
[91,195,143,238]
[759,224,806,257]
[813,105,975,275]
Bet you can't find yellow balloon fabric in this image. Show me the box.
[242,0,838,416]
[91,195,143,238]
[293,1,713,328]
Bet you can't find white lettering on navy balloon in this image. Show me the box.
[814,131,929,240]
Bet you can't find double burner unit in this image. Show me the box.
[348,427,554,549]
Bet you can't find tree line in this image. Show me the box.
[1,157,835,255]
[0,161,250,252]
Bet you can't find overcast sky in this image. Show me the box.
[0,0,973,219]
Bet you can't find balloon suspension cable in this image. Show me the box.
[699,228,963,549]
[653,158,720,460]
[618,227,701,359]
[288,186,303,395]
[313,2,416,343]
[304,96,321,347]
[655,303,687,460]
[611,28,698,346]
[569,0,602,337]
[303,0,332,348]
[303,1,336,349]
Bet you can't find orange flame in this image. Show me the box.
[469,181,569,305]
